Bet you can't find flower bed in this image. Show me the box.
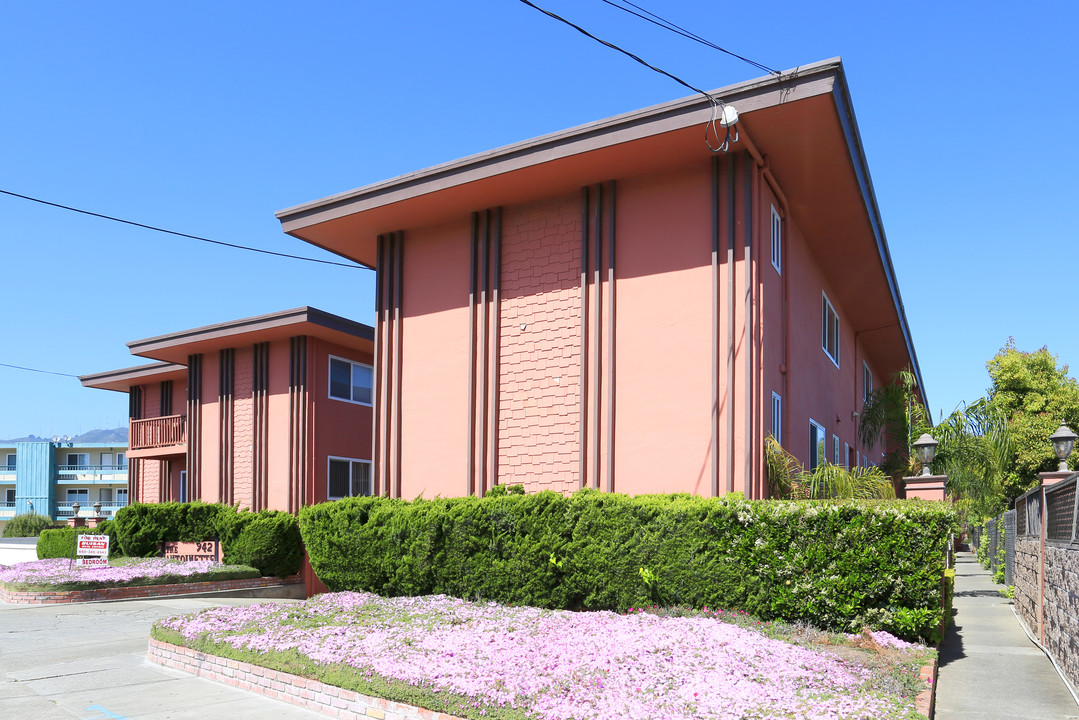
[0,557,260,592]
[153,591,932,720]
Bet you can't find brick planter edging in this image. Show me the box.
[0,575,301,605]
[914,659,938,718]
[148,638,467,720]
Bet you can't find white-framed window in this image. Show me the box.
[856,450,861,467]
[100,453,113,468]
[66,488,88,503]
[863,362,873,404]
[329,356,373,405]
[809,419,826,471]
[844,442,850,468]
[328,457,372,500]
[179,470,188,503]
[4,488,14,503]
[770,392,782,445]
[4,453,14,470]
[66,453,89,468]
[832,435,840,465]
[116,452,127,468]
[822,292,840,367]
[770,205,782,274]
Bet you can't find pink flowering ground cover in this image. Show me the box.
[0,557,259,591]
[153,592,930,720]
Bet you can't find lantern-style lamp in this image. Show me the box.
[71,501,80,517]
[1050,423,1077,471]
[912,433,939,476]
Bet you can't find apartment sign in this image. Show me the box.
[161,540,221,563]
[75,534,110,568]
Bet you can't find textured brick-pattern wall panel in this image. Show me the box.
[1043,545,1079,691]
[1013,536,1040,631]
[232,346,255,509]
[140,460,162,504]
[148,639,468,720]
[498,195,582,493]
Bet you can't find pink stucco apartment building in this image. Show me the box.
[273,58,922,502]
[80,307,374,512]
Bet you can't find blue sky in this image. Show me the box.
[1,1,1076,440]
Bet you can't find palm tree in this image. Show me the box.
[765,436,895,500]
[858,369,930,480]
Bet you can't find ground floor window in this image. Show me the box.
[809,420,826,471]
[328,457,372,500]
[771,392,782,444]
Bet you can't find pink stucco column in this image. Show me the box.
[901,475,948,501]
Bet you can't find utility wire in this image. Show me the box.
[0,189,365,270]
[0,362,78,378]
[516,0,714,100]
[598,0,779,76]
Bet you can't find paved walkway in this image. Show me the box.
[0,595,324,719]
[936,552,1079,719]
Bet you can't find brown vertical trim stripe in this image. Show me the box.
[185,354,202,501]
[218,348,235,506]
[252,342,269,511]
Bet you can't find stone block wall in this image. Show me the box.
[1043,545,1079,691]
[1013,536,1040,632]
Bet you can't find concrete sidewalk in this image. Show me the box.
[935,552,1079,719]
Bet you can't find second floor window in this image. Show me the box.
[329,356,373,405]
[822,293,840,367]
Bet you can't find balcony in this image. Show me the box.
[55,501,128,519]
[0,502,14,519]
[55,464,129,484]
[0,464,14,477]
[129,415,187,457]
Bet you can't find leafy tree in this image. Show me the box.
[930,399,1013,520]
[985,339,1079,501]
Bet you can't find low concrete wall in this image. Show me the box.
[1044,545,1079,691]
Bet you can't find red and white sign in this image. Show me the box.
[75,556,109,568]
[76,534,110,556]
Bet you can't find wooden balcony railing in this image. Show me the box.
[130,415,186,450]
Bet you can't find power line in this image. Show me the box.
[0,362,78,378]
[598,0,779,76]
[516,0,714,100]
[0,189,366,270]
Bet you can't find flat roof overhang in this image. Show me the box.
[276,58,925,403]
[79,362,187,393]
[125,306,374,365]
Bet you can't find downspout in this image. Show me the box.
[741,127,791,495]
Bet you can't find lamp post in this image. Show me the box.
[912,433,939,477]
[1049,423,1077,472]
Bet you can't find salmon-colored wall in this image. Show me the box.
[199,352,222,505]
[614,167,713,496]
[398,219,472,500]
[498,194,582,494]
[266,339,292,511]
[310,337,373,505]
[232,346,255,508]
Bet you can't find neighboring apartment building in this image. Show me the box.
[80,307,374,513]
[274,58,922,500]
[0,440,128,528]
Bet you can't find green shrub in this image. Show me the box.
[300,490,957,642]
[37,527,112,559]
[3,513,53,538]
[226,512,302,578]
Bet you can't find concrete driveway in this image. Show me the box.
[0,537,39,565]
[0,596,326,719]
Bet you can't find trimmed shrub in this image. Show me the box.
[2,513,53,538]
[37,527,112,559]
[227,512,302,578]
[300,490,957,642]
[109,502,303,578]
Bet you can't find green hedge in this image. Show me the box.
[37,527,116,559]
[3,513,54,538]
[110,502,302,577]
[299,490,957,642]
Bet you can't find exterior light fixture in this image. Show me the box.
[911,433,938,476]
[1050,423,1077,471]
[719,105,739,128]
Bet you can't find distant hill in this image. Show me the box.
[1,428,129,444]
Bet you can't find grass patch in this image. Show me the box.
[0,557,260,592]
[154,592,932,720]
